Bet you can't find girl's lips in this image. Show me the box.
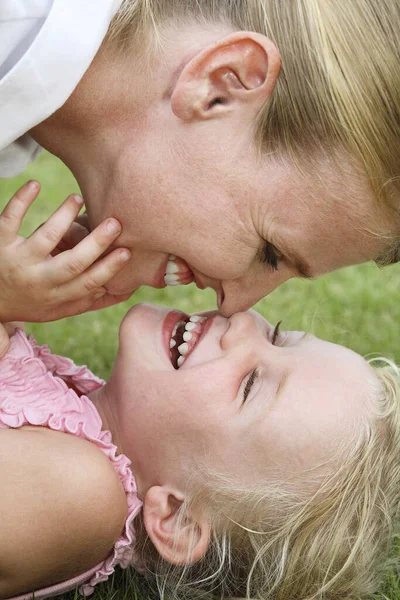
[186,313,218,362]
[162,310,188,360]
[162,310,219,367]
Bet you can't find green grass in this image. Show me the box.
[1,152,399,599]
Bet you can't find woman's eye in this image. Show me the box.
[241,368,260,405]
[262,241,282,272]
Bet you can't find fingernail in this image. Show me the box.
[120,249,131,262]
[106,219,121,235]
[74,194,84,206]
[28,180,39,191]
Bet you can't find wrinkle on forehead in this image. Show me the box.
[256,153,391,271]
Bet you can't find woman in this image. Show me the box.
[1,2,399,328]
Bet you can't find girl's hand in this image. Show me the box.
[52,212,91,255]
[0,181,132,358]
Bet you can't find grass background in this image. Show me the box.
[1,151,399,599]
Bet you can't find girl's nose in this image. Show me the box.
[220,312,261,350]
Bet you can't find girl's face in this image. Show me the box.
[109,304,375,493]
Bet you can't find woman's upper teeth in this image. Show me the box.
[164,255,195,287]
[170,315,208,368]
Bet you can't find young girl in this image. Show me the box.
[1,303,399,600]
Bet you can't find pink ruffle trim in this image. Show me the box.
[0,330,143,596]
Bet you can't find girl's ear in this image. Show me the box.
[143,485,211,566]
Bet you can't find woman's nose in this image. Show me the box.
[219,272,292,317]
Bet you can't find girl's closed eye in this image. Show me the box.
[242,367,261,405]
[272,321,282,345]
[241,321,283,405]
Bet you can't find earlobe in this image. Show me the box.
[171,32,280,122]
[143,486,211,566]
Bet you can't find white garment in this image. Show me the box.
[0,0,123,178]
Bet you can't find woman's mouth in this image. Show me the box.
[164,255,194,286]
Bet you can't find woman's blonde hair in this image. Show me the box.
[108,0,400,264]
[132,360,400,600]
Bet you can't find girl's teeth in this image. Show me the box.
[178,342,189,355]
[170,315,208,369]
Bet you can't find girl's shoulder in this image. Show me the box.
[0,330,143,599]
[0,425,128,598]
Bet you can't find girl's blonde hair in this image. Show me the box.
[107,0,400,264]
[132,360,400,600]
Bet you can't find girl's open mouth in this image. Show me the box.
[168,315,208,368]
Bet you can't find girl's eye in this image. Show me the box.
[242,367,260,405]
[262,241,282,272]
[272,321,282,346]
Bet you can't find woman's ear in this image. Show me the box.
[143,485,211,566]
[171,31,280,122]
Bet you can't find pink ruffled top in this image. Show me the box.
[0,329,143,599]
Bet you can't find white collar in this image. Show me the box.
[0,0,123,150]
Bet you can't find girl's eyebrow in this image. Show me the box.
[273,333,311,400]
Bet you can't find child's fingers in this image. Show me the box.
[27,194,84,257]
[54,247,131,303]
[0,324,11,360]
[52,221,90,256]
[75,212,90,230]
[0,181,40,244]
[48,218,124,284]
